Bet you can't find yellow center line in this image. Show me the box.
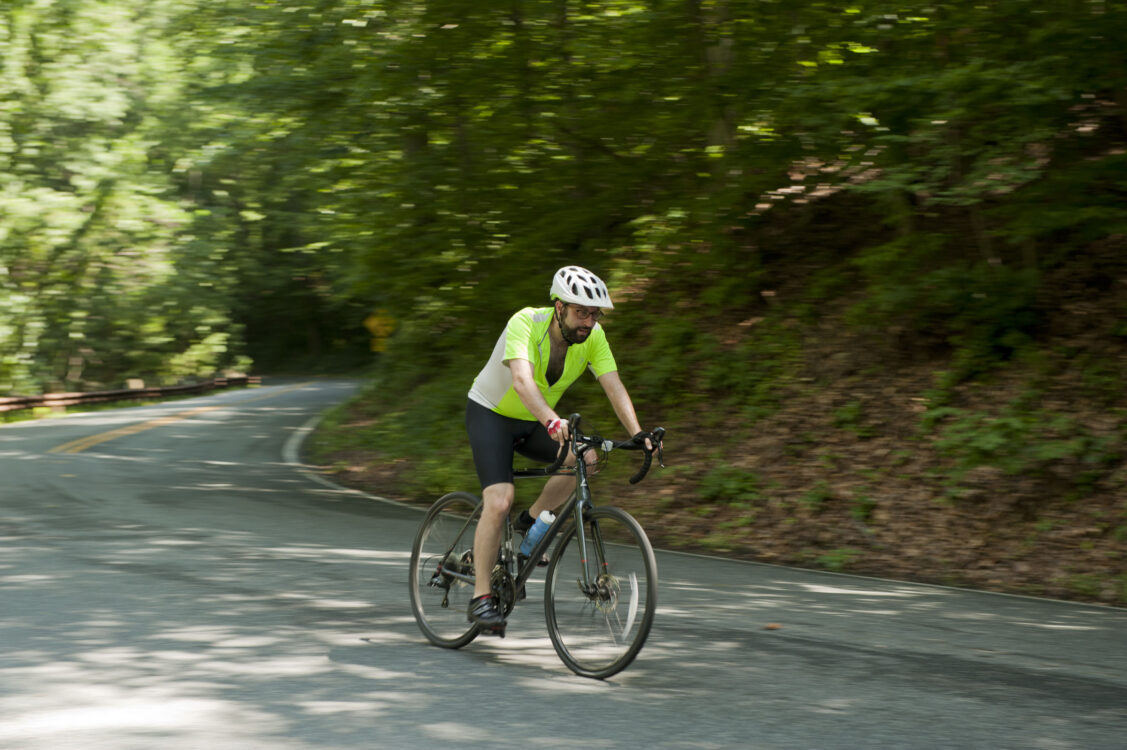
[49,405,224,454]
[48,381,315,455]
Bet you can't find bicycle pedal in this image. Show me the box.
[482,623,506,637]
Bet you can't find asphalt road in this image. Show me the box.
[1,379,1125,749]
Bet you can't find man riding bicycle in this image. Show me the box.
[464,266,656,630]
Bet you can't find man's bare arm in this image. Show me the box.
[598,371,645,438]
[509,359,567,440]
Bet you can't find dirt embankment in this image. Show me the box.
[316,244,1127,607]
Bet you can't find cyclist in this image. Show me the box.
[464,265,656,631]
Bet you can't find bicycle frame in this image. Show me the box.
[434,429,604,604]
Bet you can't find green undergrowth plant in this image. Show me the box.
[702,315,803,422]
[922,398,1122,494]
[850,493,878,523]
[815,547,863,571]
[800,481,833,511]
[848,233,1041,383]
[832,399,876,438]
[697,466,762,507]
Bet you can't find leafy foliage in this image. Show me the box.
[3,1,1126,416]
[0,0,249,392]
[928,404,1123,492]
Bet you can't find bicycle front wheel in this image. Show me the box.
[544,506,658,679]
[408,491,482,648]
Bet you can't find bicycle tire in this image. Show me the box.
[544,506,658,679]
[408,491,482,648]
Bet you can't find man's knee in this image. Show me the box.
[482,483,515,515]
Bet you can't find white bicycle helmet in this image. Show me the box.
[550,266,614,309]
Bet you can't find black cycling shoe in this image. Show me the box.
[467,594,506,633]
[516,509,536,534]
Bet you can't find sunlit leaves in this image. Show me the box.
[0,0,247,393]
[3,0,1125,394]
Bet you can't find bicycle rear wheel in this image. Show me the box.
[408,491,482,648]
[544,506,658,679]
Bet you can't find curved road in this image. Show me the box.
[1,380,1124,749]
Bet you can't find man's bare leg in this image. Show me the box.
[529,473,574,518]
[472,482,514,599]
[528,448,597,517]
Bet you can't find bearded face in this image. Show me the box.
[555,302,601,344]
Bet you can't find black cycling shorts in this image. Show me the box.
[465,399,562,489]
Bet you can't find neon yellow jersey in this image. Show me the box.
[468,306,618,421]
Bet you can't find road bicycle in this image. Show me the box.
[408,414,665,679]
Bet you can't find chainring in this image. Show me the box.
[491,565,518,615]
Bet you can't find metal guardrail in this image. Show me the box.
[0,376,261,415]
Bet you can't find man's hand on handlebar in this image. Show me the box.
[546,416,570,445]
[624,427,665,484]
[631,429,663,453]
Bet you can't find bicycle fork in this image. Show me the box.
[571,500,639,635]
[571,459,606,601]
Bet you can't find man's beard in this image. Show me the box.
[557,311,591,345]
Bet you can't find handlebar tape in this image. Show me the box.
[628,427,664,484]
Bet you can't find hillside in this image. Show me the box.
[309,238,1127,608]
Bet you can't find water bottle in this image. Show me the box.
[519,510,555,557]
